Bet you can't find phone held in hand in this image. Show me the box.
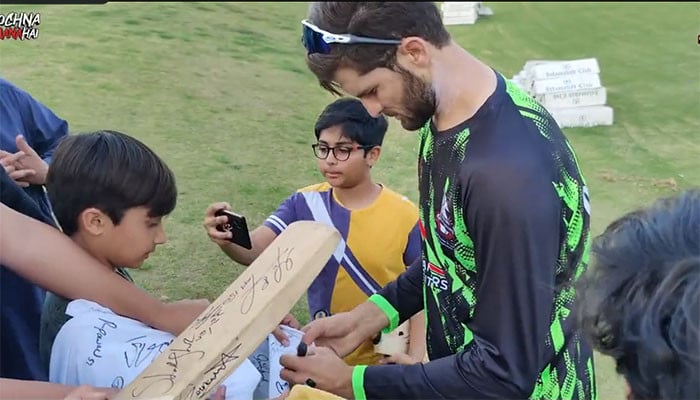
[215,209,253,250]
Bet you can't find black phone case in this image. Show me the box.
[215,209,253,250]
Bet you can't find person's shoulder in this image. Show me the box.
[379,186,419,215]
[0,77,16,90]
[0,77,24,100]
[296,182,332,194]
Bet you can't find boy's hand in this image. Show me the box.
[63,385,119,399]
[13,134,49,185]
[0,150,34,187]
[203,202,234,246]
[377,353,422,365]
[272,313,301,346]
[0,135,49,186]
[207,385,226,400]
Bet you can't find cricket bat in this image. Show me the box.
[114,220,341,400]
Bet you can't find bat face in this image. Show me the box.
[115,221,341,400]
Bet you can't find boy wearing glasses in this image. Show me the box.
[203,97,426,367]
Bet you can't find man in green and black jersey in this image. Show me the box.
[280,3,596,399]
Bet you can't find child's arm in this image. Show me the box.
[0,203,205,335]
[203,201,279,266]
[0,378,117,399]
[407,310,427,363]
[218,225,278,266]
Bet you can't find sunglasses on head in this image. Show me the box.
[301,19,402,55]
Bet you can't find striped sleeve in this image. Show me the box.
[263,193,298,234]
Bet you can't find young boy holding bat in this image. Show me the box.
[203,97,426,367]
[38,129,180,372]
[38,130,261,398]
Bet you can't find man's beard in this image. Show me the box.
[396,66,437,131]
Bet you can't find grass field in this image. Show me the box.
[1,2,698,398]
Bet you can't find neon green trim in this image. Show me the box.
[368,293,399,332]
[352,365,368,400]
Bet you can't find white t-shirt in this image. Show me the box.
[49,299,263,400]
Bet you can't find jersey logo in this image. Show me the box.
[424,259,449,291]
[436,195,455,249]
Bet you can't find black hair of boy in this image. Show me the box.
[314,97,389,149]
[576,189,700,400]
[46,130,177,236]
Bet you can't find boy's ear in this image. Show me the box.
[79,207,111,236]
[366,146,382,168]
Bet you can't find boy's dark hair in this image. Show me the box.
[314,97,388,148]
[46,130,177,236]
[576,189,700,400]
[306,2,451,95]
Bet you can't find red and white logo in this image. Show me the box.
[0,12,40,41]
[436,195,455,247]
[427,262,445,277]
[424,260,449,291]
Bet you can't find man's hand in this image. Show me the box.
[272,313,301,346]
[279,346,354,399]
[301,301,388,358]
[63,385,118,400]
[0,150,34,187]
[203,202,235,246]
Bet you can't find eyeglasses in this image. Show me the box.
[301,19,402,55]
[312,143,374,161]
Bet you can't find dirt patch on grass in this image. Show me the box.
[599,170,679,191]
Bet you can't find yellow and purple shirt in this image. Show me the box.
[263,182,421,366]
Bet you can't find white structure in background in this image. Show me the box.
[441,2,493,25]
[511,58,614,128]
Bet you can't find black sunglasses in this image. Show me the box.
[301,19,402,55]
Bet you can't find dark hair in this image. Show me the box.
[314,97,388,148]
[576,189,700,400]
[306,2,451,95]
[46,130,177,236]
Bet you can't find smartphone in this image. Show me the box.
[215,209,253,250]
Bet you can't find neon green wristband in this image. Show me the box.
[352,365,368,400]
[368,293,399,333]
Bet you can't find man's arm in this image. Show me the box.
[366,258,424,334]
[354,159,562,399]
[0,203,201,335]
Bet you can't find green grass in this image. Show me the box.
[1,2,698,398]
